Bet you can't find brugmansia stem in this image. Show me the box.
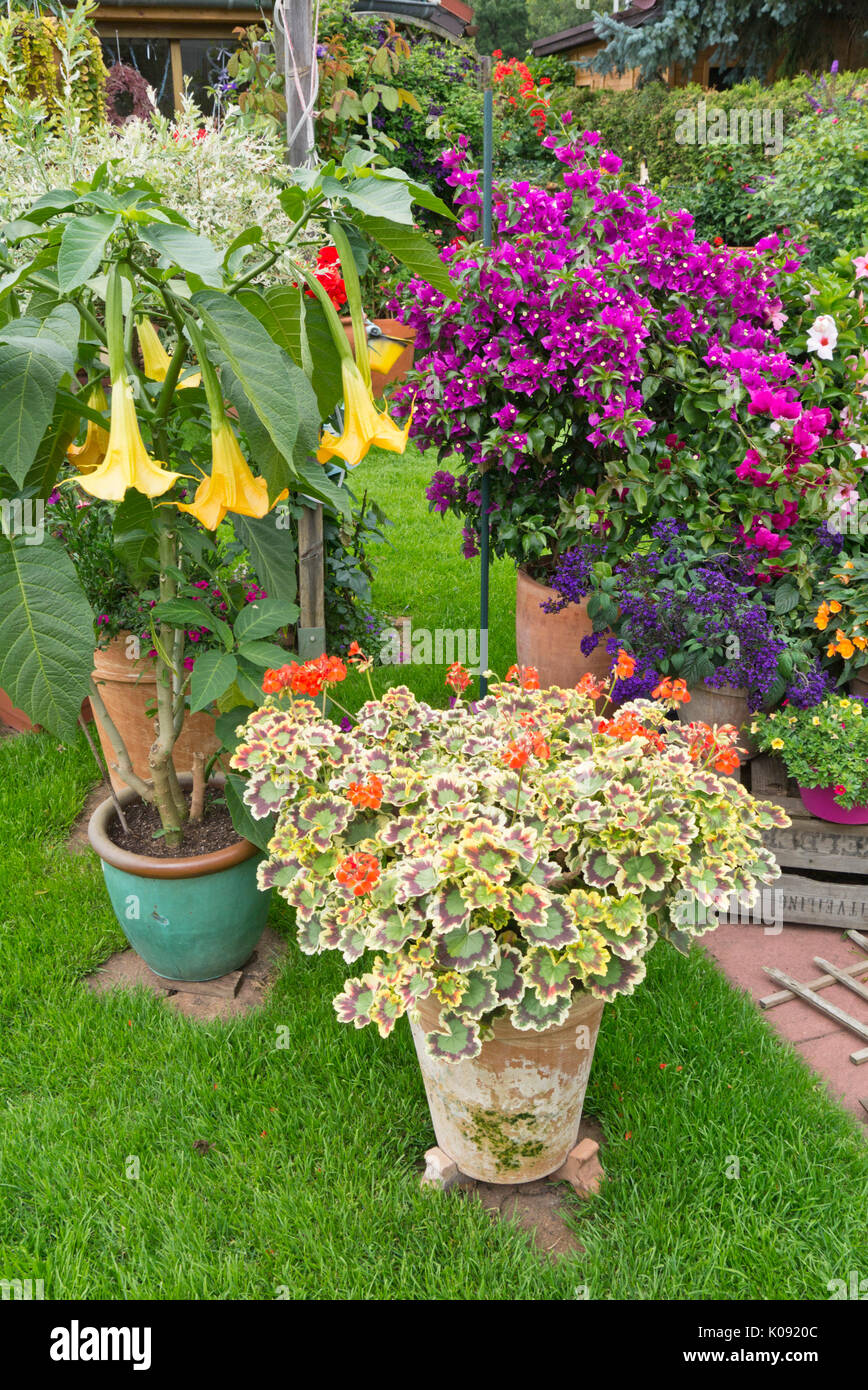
[148,517,187,846]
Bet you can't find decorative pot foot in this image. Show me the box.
[421,1146,473,1191]
[549,1137,604,1198]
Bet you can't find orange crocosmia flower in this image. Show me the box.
[335,852,380,896]
[347,775,384,810]
[614,649,636,679]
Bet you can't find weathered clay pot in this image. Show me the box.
[515,567,611,690]
[678,681,756,756]
[0,686,38,733]
[91,633,221,795]
[409,991,605,1183]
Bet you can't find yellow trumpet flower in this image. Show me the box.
[176,418,272,530]
[66,385,109,473]
[137,318,201,390]
[317,357,412,470]
[73,378,181,501]
[366,329,412,376]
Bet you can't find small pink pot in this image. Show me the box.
[798,784,868,824]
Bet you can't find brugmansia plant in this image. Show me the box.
[0,150,455,846]
[231,658,789,1059]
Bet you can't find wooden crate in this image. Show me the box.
[745,756,868,929]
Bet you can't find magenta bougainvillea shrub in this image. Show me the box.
[232,670,787,1061]
[391,128,861,586]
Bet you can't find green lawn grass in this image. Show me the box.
[0,443,866,1300]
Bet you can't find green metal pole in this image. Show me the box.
[479,68,493,697]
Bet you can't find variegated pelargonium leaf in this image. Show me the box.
[393,855,441,904]
[367,905,420,953]
[680,859,728,907]
[587,951,647,1002]
[338,923,368,963]
[606,780,648,829]
[333,977,376,1028]
[406,937,437,968]
[283,874,318,922]
[297,915,326,954]
[257,857,302,891]
[427,774,473,811]
[582,848,621,890]
[507,881,551,929]
[423,1012,482,1062]
[564,928,610,980]
[511,989,572,1032]
[522,945,575,1005]
[492,943,526,1004]
[750,800,791,830]
[243,769,291,819]
[458,969,499,1020]
[378,814,428,848]
[296,795,353,852]
[461,830,516,884]
[432,970,467,1009]
[435,925,497,971]
[521,897,580,948]
[462,878,510,912]
[613,850,670,895]
[603,893,646,938]
[427,885,472,934]
[369,985,406,1038]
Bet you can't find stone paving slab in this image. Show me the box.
[705,920,868,1123]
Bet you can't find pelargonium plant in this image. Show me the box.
[391,118,860,604]
[232,653,788,1061]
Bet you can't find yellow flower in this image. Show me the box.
[66,384,109,473]
[770,737,785,749]
[316,357,412,469]
[73,378,180,501]
[137,318,201,390]
[750,722,758,733]
[840,698,851,708]
[176,417,272,530]
[812,716,820,725]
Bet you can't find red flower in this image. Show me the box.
[834,783,846,795]
[505,663,540,690]
[347,775,384,810]
[336,852,380,896]
[445,662,471,695]
[502,738,530,770]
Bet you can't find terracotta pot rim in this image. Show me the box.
[88,776,258,880]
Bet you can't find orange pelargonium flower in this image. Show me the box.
[347,640,373,672]
[347,775,383,810]
[336,852,380,896]
[613,649,636,680]
[502,738,530,769]
[445,662,471,695]
[505,664,540,690]
[575,673,606,699]
[652,677,691,705]
[714,749,741,775]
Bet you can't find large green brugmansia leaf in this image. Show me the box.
[354,212,459,300]
[0,305,80,487]
[140,223,224,288]
[192,290,302,471]
[0,533,95,736]
[57,212,120,293]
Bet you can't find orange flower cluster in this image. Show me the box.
[502,731,551,768]
[598,709,665,752]
[651,677,691,705]
[505,664,541,690]
[575,673,607,699]
[445,662,472,695]
[685,723,741,775]
[336,852,380,896]
[262,655,348,697]
[347,640,373,673]
[347,775,384,810]
[613,650,636,680]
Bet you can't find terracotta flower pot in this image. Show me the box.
[88,780,271,981]
[0,686,38,733]
[515,567,611,690]
[410,991,604,1183]
[91,633,221,795]
[340,316,416,395]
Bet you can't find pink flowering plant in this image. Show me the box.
[231,662,788,1061]
[392,124,860,605]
